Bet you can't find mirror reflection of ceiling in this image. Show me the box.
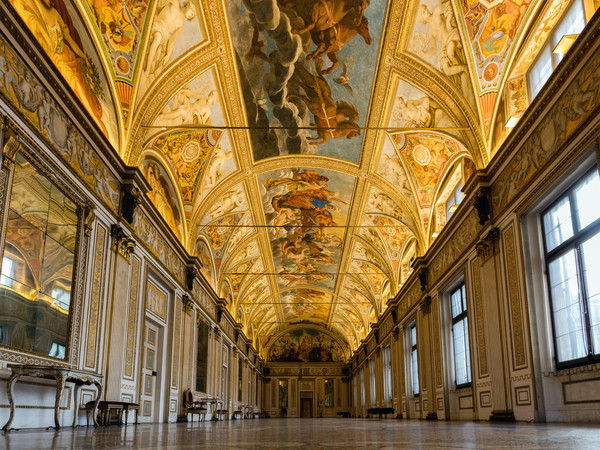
[8,0,592,358]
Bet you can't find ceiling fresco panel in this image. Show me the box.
[260,168,356,292]
[85,0,150,82]
[226,0,386,163]
[137,0,207,97]
[404,0,476,107]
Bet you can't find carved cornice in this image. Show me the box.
[110,224,136,262]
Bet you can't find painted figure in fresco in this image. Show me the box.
[157,87,217,126]
[10,0,107,135]
[288,60,360,145]
[288,0,369,35]
[416,0,472,103]
[308,9,372,75]
[392,95,452,129]
[144,0,196,79]
[143,160,182,240]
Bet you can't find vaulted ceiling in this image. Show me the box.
[8,0,580,359]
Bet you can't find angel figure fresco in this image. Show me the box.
[10,0,108,136]
[415,0,474,105]
[144,0,196,80]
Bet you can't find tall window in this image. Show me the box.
[369,357,376,406]
[237,357,243,402]
[324,379,334,407]
[360,367,365,406]
[195,321,209,392]
[446,180,463,221]
[450,283,471,386]
[410,325,419,396]
[528,0,586,100]
[222,345,229,403]
[382,344,392,403]
[353,373,358,408]
[542,168,600,367]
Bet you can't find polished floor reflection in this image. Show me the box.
[2,418,600,449]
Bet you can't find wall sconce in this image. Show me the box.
[553,34,578,55]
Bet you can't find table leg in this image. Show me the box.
[91,381,103,427]
[2,372,21,432]
[72,383,82,428]
[52,374,67,430]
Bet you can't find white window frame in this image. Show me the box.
[522,152,598,374]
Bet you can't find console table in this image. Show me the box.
[2,364,103,431]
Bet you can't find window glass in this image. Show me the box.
[574,172,600,230]
[582,233,600,352]
[542,168,600,366]
[529,45,553,100]
[450,284,471,386]
[543,197,573,251]
[410,325,419,395]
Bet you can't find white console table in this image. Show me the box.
[2,364,103,431]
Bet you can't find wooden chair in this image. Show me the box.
[184,389,207,422]
[214,399,229,420]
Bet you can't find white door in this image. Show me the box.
[140,321,160,422]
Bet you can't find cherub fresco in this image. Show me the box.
[227,0,384,162]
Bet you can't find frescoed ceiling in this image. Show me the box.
[8,0,593,360]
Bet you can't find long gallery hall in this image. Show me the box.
[0,0,600,448]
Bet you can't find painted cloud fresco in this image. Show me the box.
[260,168,355,292]
[227,0,385,163]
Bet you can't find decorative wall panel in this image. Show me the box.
[471,259,488,377]
[502,225,526,368]
[124,255,141,379]
[85,224,107,369]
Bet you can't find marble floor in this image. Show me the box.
[2,418,600,449]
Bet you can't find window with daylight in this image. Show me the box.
[450,283,471,387]
[382,344,392,403]
[542,167,600,367]
[369,357,376,406]
[528,0,586,100]
[238,357,243,402]
[410,324,419,396]
[360,367,365,406]
[324,379,334,407]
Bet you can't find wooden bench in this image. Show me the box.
[366,407,394,419]
[86,401,139,426]
[336,411,350,418]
